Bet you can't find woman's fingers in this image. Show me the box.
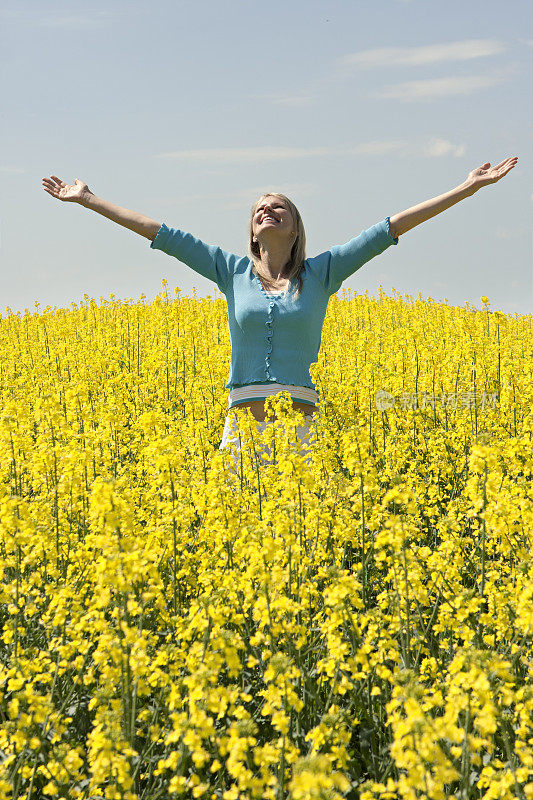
[42,180,57,193]
[42,175,71,199]
[42,179,59,194]
[494,157,517,169]
[42,177,61,190]
[502,159,517,173]
[491,158,517,182]
[488,157,517,179]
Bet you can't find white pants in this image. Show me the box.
[219,412,317,468]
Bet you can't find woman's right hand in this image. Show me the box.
[41,175,92,204]
[41,176,161,239]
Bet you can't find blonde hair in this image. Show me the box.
[247,193,307,300]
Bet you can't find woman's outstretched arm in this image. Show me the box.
[388,156,518,239]
[41,175,161,240]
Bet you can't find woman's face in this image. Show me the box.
[252,196,295,244]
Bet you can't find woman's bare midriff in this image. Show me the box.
[231,399,317,422]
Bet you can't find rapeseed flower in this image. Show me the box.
[0,288,531,798]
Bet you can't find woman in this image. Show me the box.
[42,157,518,462]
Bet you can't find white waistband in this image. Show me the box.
[228,383,318,408]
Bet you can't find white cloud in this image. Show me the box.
[157,183,319,209]
[373,74,506,101]
[423,138,466,157]
[36,11,115,28]
[155,142,408,163]
[339,39,506,69]
[1,6,126,27]
[155,138,467,162]
[495,225,530,239]
[354,141,406,155]
[156,146,340,163]
[253,92,315,107]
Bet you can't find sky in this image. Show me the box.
[1,0,532,316]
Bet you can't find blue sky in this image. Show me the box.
[1,0,531,315]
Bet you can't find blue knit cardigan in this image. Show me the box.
[150,217,398,391]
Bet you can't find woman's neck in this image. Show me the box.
[256,241,292,278]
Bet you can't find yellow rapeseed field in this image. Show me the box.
[0,283,531,800]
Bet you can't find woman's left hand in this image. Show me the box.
[467,156,518,192]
